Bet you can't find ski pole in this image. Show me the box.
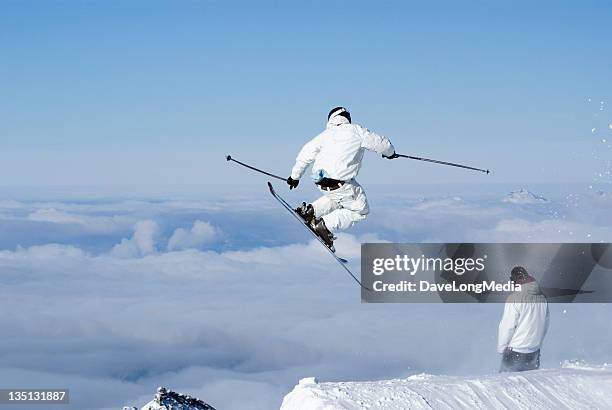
[226,155,286,181]
[395,153,490,174]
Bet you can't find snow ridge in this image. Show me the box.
[281,367,612,410]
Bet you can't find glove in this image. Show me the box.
[383,152,400,160]
[287,176,299,190]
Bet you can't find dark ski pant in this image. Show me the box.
[500,349,540,372]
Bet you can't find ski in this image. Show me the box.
[267,182,369,290]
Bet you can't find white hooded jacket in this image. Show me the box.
[498,280,550,354]
[290,115,395,182]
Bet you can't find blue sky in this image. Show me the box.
[1,1,611,186]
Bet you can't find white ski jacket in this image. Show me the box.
[498,280,550,354]
[290,116,395,182]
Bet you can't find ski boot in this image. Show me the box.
[312,217,335,252]
[295,202,315,225]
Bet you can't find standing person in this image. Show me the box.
[286,106,397,251]
[498,266,550,372]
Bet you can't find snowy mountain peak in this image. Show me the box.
[503,188,549,204]
[123,387,216,410]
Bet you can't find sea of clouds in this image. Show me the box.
[0,183,611,409]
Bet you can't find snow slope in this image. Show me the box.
[281,366,612,410]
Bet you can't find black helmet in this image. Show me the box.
[510,266,529,282]
[327,106,351,123]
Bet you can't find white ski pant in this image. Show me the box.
[311,179,369,232]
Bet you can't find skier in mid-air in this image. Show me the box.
[286,106,398,251]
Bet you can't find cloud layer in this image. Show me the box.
[167,220,218,251]
[0,185,611,409]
